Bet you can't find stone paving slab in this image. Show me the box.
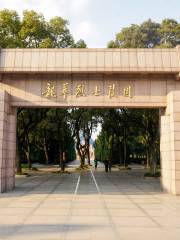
[0,168,180,239]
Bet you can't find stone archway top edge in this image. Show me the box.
[0,48,179,73]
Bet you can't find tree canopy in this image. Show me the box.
[0,9,87,48]
[94,109,160,173]
[108,18,180,48]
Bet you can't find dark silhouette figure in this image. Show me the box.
[104,160,109,172]
[108,160,112,172]
[94,159,98,170]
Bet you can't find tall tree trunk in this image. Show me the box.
[62,152,66,171]
[59,149,64,171]
[118,136,121,165]
[79,148,85,168]
[76,135,85,168]
[123,141,127,167]
[16,149,22,174]
[43,137,49,165]
[85,136,91,165]
[25,132,31,170]
[110,134,114,165]
[123,128,127,167]
[146,148,150,168]
[58,124,65,172]
[87,146,90,165]
[26,149,31,170]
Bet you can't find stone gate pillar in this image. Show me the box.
[6,108,17,191]
[0,90,16,193]
[160,91,180,195]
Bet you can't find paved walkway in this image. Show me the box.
[0,167,180,240]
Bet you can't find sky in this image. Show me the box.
[0,0,180,47]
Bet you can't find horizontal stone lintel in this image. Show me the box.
[0,48,179,73]
[0,68,179,73]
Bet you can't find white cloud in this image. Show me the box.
[0,0,103,47]
[73,21,92,40]
[0,0,26,11]
[69,0,91,16]
[71,20,103,47]
[0,0,91,18]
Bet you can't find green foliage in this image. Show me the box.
[108,18,180,48]
[17,109,76,170]
[94,130,110,162]
[0,9,86,171]
[19,10,48,48]
[0,9,86,48]
[159,19,180,47]
[73,39,87,48]
[48,16,74,48]
[0,9,21,47]
[68,108,100,167]
[94,109,160,172]
[106,18,178,171]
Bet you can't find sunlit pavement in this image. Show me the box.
[0,165,180,240]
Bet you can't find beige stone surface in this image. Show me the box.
[160,91,180,194]
[0,90,16,193]
[0,47,180,195]
[0,47,179,108]
[0,48,179,73]
[0,72,178,108]
[0,168,180,240]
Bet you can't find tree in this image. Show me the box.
[17,109,46,170]
[135,109,160,170]
[0,9,87,48]
[159,19,180,47]
[94,108,160,173]
[48,16,74,48]
[73,39,87,48]
[94,130,109,162]
[0,9,21,47]
[19,10,48,48]
[17,108,76,172]
[69,108,99,168]
[108,18,180,48]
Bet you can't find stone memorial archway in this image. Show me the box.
[0,47,180,194]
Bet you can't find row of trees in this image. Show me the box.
[17,108,100,172]
[94,109,160,173]
[17,109,76,173]
[1,10,179,49]
[17,108,160,173]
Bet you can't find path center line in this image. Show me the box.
[74,175,81,195]
[90,169,120,240]
[90,169,100,193]
[63,174,81,240]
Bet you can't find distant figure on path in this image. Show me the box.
[108,160,112,172]
[104,160,109,172]
[94,159,98,170]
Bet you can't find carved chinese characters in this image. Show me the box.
[42,82,56,98]
[42,82,133,99]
